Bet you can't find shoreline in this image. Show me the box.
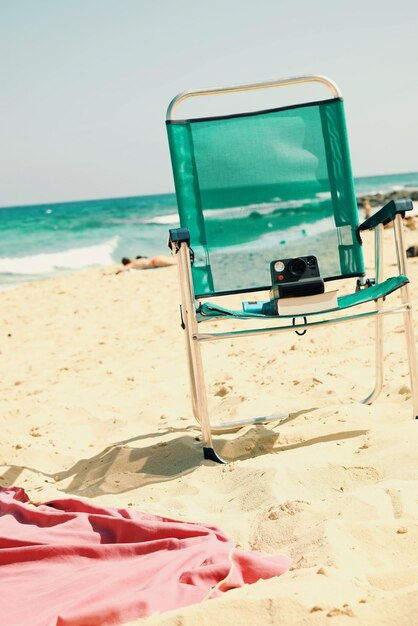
[2,188,418,293]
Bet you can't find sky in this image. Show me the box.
[1,0,417,207]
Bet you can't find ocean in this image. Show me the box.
[1,171,418,290]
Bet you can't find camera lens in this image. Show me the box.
[288,257,306,278]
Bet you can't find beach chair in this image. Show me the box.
[166,74,418,463]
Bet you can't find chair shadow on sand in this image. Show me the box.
[0,412,368,498]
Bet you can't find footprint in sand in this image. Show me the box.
[398,385,411,398]
[214,383,232,397]
[268,500,311,519]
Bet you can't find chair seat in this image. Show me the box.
[197,275,409,322]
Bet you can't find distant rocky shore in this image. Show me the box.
[357,188,418,208]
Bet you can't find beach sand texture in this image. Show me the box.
[1,227,418,625]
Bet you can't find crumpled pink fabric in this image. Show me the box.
[0,487,291,626]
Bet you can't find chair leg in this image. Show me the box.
[183,304,225,462]
[362,305,384,405]
[402,291,418,419]
[174,242,225,463]
[362,223,384,406]
[184,329,199,421]
[187,332,225,463]
[393,215,418,418]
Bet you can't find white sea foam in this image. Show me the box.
[0,237,119,276]
[315,191,332,200]
[127,202,313,224]
[137,198,329,225]
[202,198,324,221]
[142,213,179,225]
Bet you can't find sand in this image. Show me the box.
[1,225,418,625]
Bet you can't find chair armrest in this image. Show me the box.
[356,198,413,243]
[168,227,190,252]
[168,227,195,265]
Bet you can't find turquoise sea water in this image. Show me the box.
[1,172,417,290]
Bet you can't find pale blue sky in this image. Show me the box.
[1,0,417,206]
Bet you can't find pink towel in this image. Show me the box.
[0,487,290,626]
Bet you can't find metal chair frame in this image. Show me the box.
[167,75,418,463]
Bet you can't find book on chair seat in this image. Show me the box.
[242,290,339,316]
[273,289,339,315]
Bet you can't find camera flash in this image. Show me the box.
[274,261,285,272]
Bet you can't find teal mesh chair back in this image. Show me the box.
[166,98,365,297]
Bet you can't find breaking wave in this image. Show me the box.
[0,237,119,276]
